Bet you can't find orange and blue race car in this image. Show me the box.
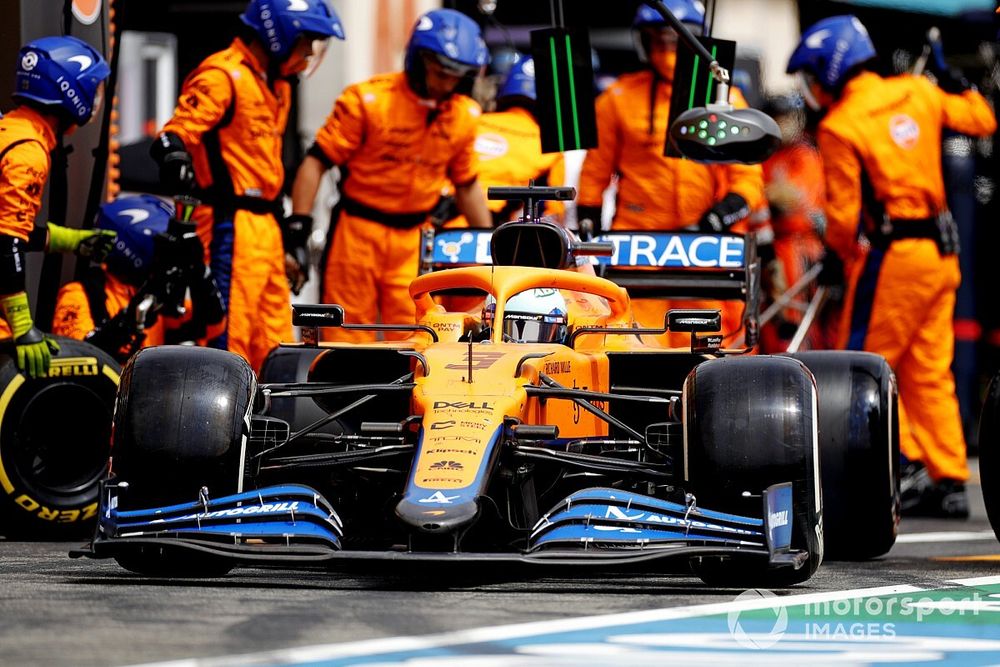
[73,187,899,587]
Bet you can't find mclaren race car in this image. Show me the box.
[74,188,898,586]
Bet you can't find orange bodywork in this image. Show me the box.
[307,266,661,489]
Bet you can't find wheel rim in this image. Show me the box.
[11,383,112,499]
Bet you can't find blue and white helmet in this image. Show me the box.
[633,0,706,32]
[97,194,173,286]
[787,15,876,92]
[405,9,488,95]
[14,36,110,126]
[485,288,568,344]
[496,55,535,103]
[240,0,345,62]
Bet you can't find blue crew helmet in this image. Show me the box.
[97,195,174,286]
[14,35,110,126]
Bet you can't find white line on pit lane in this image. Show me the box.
[894,530,997,544]
[131,575,1000,667]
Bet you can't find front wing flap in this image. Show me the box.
[82,483,343,561]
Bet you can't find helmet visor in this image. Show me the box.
[503,313,566,344]
[798,72,823,112]
[301,37,330,78]
[424,50,481,78]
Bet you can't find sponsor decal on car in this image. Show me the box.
[417,491,460,504]
[594,233,745,269]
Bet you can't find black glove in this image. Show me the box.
[281,214,313,296]
[576,205,602,236]
[150,132,195,194]
[817,249,845,288]
[928,37,971,94]
[85,311,144,363]
[698,193,750,233]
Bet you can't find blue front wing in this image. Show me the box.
[82,481,795,569]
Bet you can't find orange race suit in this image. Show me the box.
[52,271,226,361]
[819,71,996,482]
[311,71,481,342]
[0,106,59,338]
[578,71,764,345]
[160,38,293,370]
[760,140,828,351]
[447,107,566,227]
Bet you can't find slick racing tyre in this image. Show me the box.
[788,351,899,560]
[111,346,254,576]
[685,355,822,587]
[979,371,1000,543]
[0,337,119,539]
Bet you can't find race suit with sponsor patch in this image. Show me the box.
[160,37,292,370]
[820,71,996,482]
[312,71,481,342]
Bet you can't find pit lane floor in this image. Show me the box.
[1,465,998,667]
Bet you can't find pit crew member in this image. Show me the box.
[787,14,997,517]
[0,36,115,377]
[290,8,491,342]
[576,1,764,346]
[151,0,345,370]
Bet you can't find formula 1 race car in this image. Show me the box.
[74,189,898,586]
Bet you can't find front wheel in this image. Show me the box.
[685,355,822,587]
[110,346,255,576]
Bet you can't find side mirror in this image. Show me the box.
[666,309,722,333]
[669,106,781,165]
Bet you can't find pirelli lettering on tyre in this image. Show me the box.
[46,357,100,378]
[13,494,98,522]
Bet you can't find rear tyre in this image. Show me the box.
[979,372,1000,543]
[685,355,822,587]
[110,346,255,576]
[0,337,119,539]
[788,351,899,560]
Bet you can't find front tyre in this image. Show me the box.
[109,346,255,576]
[685,355,822,587]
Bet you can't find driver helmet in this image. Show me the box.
[483,288,568,344]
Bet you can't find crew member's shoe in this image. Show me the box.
[900,460,931,513]
[903,477,970,520]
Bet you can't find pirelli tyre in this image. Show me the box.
[685,355,823,587]
[110,346,254,576]
[787,351,899,560]
[979,371,1000,543]
[0,337,119,539]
